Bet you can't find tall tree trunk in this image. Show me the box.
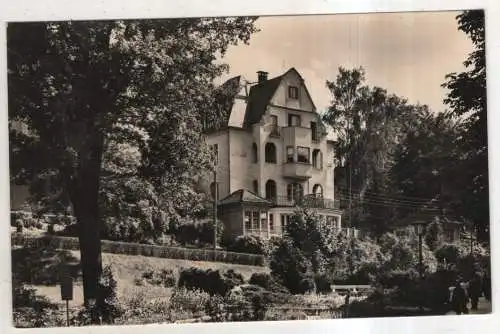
[69,131,104,313]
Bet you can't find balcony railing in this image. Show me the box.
[270,125,281,138]
[269,195,340,210]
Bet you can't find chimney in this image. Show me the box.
[257,71,268,84]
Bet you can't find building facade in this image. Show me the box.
[205,68,343,239]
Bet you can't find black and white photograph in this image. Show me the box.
[5,4,494,330]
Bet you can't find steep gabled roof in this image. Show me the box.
[285,67,317,111]
[219,189,271,206]
[242,75,283,129]
[242,67,318,129]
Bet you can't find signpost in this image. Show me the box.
[60,270,73,326]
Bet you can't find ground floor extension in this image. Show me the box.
[218,189,350,240]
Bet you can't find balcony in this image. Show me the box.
[270,195,340,210]
[283,162,312,180]
[270,125,281,138]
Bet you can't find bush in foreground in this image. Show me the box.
[178,267,244,296]
[226,235,268,255]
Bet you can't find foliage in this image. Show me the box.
[11,245,80,285]
[12,278,64,328]
[226,235,268,255]
[74,265,124,325]
[327,231,387,282]
[269,237,311,294]
[140,268,177,287]
[249,273,290,293]
[172,218,224,247]
[169,287,211,316]
[178,267,244,296]
[424,219,444,251]
[8,17,258,307]
[323,67,414,233]
[442,10,488,242]
[434,243,466,264]
[284,209,328,273]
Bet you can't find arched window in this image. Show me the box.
[265,180,277,200]
[312,184,324,198]
[252,143,258,163]
[252,180,258,194]
[312,149,322,169]
[287,183,304,201]
[265,142,277,163]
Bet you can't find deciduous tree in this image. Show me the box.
[8,18,258,313]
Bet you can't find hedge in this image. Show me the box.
[11,234,266,266]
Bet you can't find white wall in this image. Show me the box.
[205,131,230,198]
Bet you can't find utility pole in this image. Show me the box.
[213,168,217,250]
[213,144,218,250]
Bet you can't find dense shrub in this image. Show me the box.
[173,219,224,247]
[223,269,245,290]
[178,267,244,296]
[114,290,173,325]
[12,278,63,328]
[249,272,271,288]
[141,269,177,287]
[377,268,420,289]
[424,220,444,251]
[57,223,80,237]
[434,243,465,264]
[169,287,211,316]
[227,235,267,255]
[314,273,333,294]
[270,238,310,294]
[73,265,124,325]
[15,219,24,233]
[299,277,316,294]
[11,211,31,227]
[249,273,290,294]
[204,285,288,322]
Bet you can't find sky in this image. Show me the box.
[218,11,473,114]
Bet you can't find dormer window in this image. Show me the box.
[288,86,299,99]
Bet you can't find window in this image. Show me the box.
[211,144,219,165]
[270,115,279,136]
[269,214,274,232]
[260,211,267,231]
[252,143,258,163]
[288,86,299,99]
[312,184,324,197]
[297,146,310,163]
[312,149,322,169]
[252,180,258,194]
[287,183,304,201]
[250,210,259,230]
[445,229,455,242]
[210,182,219,199]
[286,146,294,163]
[244,211,252,231]
[281,215,286,230]
[311,122,319,141]
[265,142,277,163]
[288,114,301,127]
[265,180,277,200]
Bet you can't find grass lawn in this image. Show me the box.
[27,249,269,307]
